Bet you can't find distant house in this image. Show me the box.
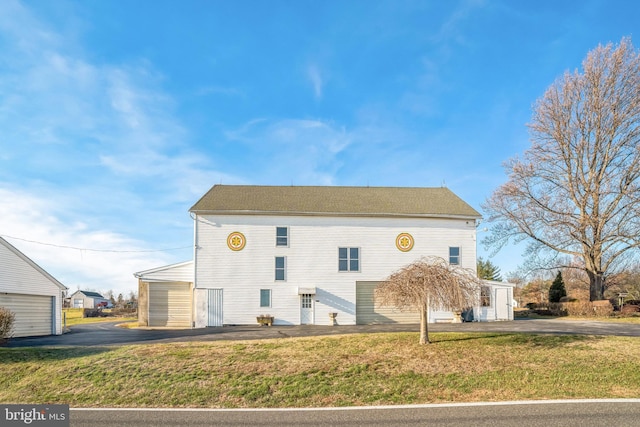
[68,290,110,309]
[137,185,515,327]
[0,237,67,337]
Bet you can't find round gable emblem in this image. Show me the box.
[396,233,414,252]
[227,232,246,251]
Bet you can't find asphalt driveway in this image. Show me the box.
[6,318,640,348]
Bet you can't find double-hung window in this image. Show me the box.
[275,256,286,281]
[276,227,289,247]
[338,247,360,272]
[449,247,461,265]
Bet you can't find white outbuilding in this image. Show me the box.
[0,237,67,337]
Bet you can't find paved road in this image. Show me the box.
[70,400,640,427]
[7,318,640,347]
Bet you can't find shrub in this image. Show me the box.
[83,309,107,318]
[564,301,590,316]
[564,300,613,317]
[0,307,15,340]
[110,307,137,317]
[621,305,640,315]
[592,300,613,317]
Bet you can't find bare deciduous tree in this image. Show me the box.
[483,37,640,301]
[375,257,481,344]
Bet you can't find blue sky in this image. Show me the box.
[0,0,638,296]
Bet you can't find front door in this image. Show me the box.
[495,288,509,320]
[300,294,314,325]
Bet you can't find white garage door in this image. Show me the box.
[356,281,420,325]
[149,282,191,327]
[0,293,53,337]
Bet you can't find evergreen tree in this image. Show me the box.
[549,271,567,303]
[477,257,503,281]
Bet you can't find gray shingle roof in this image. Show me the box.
[190,185,481,219]
[79,291,105,298]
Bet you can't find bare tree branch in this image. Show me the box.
[483,37,640,301]
[375,257,481,344]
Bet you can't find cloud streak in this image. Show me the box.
[0,1,225,294]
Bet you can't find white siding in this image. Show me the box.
[194,214,477,326]
[0,240,65,335]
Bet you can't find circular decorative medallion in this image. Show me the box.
[396,233,414,252]
[227,231,246,251]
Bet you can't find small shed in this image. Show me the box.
[134,261,193,328]
[68,290,109,309]
[476,280,516,321]
[0,237,67,337]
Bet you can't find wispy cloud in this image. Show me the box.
[226,118,351,185]
[0,186,186,293]
[307,64,324,99]
[0,1,229,294]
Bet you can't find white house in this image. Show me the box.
[0,237,67,337]
[137,185,514,327]
[67,290,110,309]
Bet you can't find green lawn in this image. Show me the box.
[1,332,639,408]
[62,308,137,326]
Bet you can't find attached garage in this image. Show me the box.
[356,280,515,324]
[135,261,193,328]
[356,281,420,324]
[148,282,191,327]
[0,237,67,338]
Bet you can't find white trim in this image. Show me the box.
[134,260,194,278]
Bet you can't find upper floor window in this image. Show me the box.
[275,256,286,281]
[276,227,289,247]
[449,247,460,265]
[339,247,360,272]
[480,286,491,307]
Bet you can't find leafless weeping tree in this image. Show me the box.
[375,257,481,344]
[483,37,640,301]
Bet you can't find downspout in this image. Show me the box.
[191,211,198,329]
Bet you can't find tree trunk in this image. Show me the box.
[419,301,430,345]
[588,271,606,301]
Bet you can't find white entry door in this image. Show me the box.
[496,288,509,320]
[300,294,314,325]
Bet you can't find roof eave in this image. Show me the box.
[190,209,482,220]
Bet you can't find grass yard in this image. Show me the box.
[1,332,640,408]
[62,308,137,326]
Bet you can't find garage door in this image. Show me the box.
[148,282,191,327]
[0,293,53,337]
[356,281,420,325]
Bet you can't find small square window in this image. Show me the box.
[276,227,288,247]
[275,256,286,281]
[260,289,271,308]
[449,247,460,265]
[339,247,360,272]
